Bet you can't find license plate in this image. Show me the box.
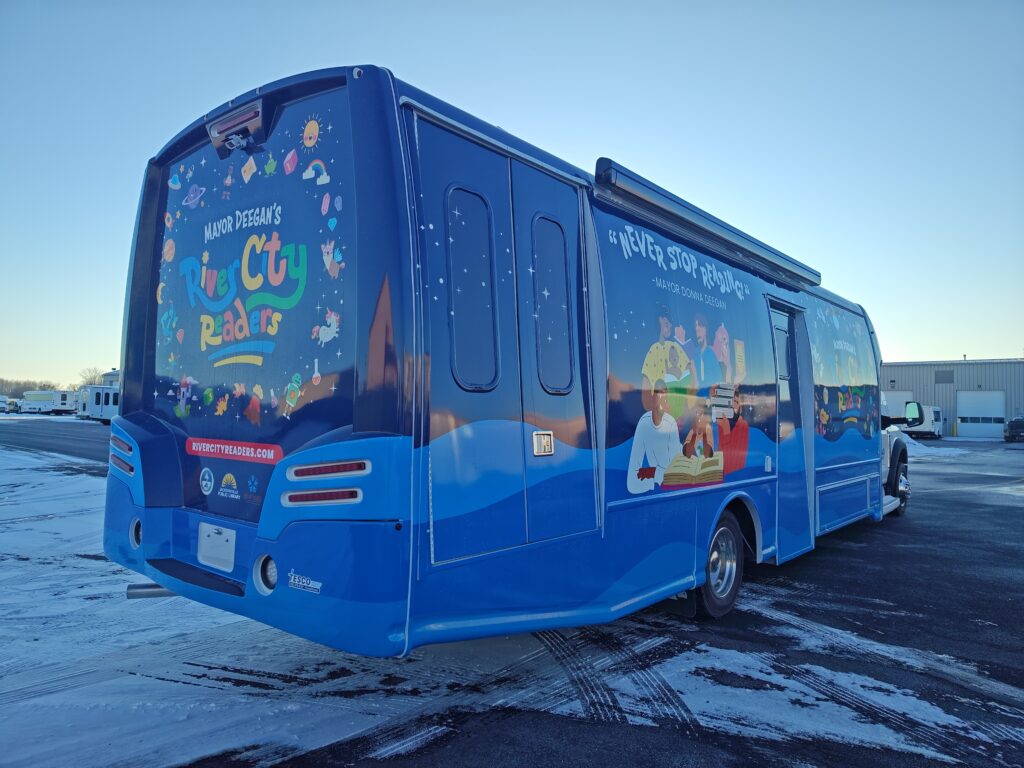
[197,522,236,573]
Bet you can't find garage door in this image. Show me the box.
[956,390,1006,438]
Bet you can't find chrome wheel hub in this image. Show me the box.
[708,527,738,600]
[899,473,911,498]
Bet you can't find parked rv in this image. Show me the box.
[78,385,119,423]
[20,390,78,415]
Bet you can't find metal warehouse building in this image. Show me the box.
[879,359,1024,438]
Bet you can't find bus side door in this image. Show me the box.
[511,162,599,542]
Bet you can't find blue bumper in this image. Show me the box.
[104,476,410,657]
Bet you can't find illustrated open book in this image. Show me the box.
[662,451,724,487]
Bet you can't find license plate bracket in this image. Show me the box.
[197,521,236,573]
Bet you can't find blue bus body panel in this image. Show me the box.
[107,64,885,656]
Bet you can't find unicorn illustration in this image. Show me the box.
[311,309,340,347]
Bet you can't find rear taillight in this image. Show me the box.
[283,488,361,506]
[288,460,369,480]
[110,435,133,454]
[110,453,134,475]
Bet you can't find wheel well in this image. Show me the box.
[725,498,759,562]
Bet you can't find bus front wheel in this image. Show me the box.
[892,461,910,516]
[697,510,744,618]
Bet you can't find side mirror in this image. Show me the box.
[905,401,923,429]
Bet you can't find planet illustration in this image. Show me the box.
[162,239,176,263]
[156,282,166,304]
[168,174,181,190]
[164,212,174,230]
[182,183,206,209]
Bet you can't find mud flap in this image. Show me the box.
[663,590,697,618]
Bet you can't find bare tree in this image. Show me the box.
[78,367,104,387]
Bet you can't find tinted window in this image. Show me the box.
[774,328,790,378]
[447,188,498,391]
[95,392,101,406]
[533,217,572,393]
[113,392,119,406]
[104,392,110,406]
[807,301,880,441]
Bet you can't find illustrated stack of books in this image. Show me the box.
[662,451,724,488]
[709,383,735,420]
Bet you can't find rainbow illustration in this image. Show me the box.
[301,159,331,186]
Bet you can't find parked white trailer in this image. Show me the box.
[78,385,119,423]
[20,390,78,415]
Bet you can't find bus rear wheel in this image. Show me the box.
[696,510,744,618]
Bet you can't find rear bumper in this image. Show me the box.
[104,475,410,657]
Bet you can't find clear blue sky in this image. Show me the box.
[1,0,1021,386]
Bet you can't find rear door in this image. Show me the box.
[411,119,528,562]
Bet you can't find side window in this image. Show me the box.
[104,392,110,406]
[95,392,101,406]
[774,328,790,379]
[532,216,573,393]
[447,188,498,391]
[61,393,67,403]
[113,392,119,406]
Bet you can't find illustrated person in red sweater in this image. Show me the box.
[716,386,750,476]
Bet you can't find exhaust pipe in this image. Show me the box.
[126,582,176,599]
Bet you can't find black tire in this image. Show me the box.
[696,510,744,618]
[892,460,909,516]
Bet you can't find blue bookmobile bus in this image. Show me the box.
[106,66,918,657]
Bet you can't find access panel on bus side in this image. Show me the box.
[408,116,528,562]
[510,161,598,542]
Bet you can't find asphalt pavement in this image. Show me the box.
[0,415,110,463]
[1,418,1021,767]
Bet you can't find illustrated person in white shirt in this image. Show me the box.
[627,381,682,494]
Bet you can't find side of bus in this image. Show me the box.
[105,67,890,658]
[392,76,885,651]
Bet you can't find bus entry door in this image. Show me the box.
[771,308,815,561]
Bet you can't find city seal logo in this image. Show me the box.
[199,467,215,495]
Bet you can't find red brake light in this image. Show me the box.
[110,435,133,454]
[285,489,360,505]
[291,460,367,479]
[110,453,134,475]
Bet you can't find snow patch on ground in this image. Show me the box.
[896,430,969,458]
[1,447,1021,767]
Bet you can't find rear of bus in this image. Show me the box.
[104,67,414,657]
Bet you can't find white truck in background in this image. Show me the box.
[903,405,942,439]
